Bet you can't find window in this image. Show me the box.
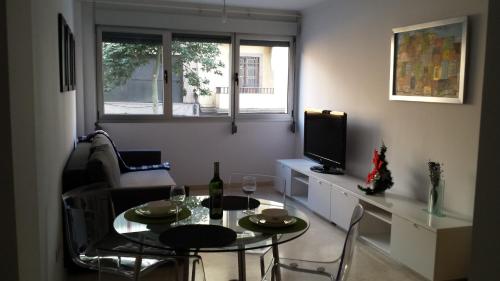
[100,31,164,116]
[240,56,260,88]
[97,28,294,121]
[238,39,290,114]
[171,34,231,117]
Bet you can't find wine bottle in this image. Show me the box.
[209,162,223,219]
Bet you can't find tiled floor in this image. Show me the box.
[66,186,426,281]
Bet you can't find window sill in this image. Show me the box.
[98,115,292,123]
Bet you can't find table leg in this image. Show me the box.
[237,250,246,281]
[271,236,282,281]
[173,250,189,281]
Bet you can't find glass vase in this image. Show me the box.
[427,179,445,217]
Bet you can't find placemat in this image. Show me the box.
[201,196,260,210]
[159,225,237,249]
[238,216,308,234]
[124,207,191,224]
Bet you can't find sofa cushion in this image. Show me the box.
[120,170,176,189]
[91,134,113,149]
[87,144,121,188]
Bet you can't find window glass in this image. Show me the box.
[238,40,289,114]
[171,34,231,117]
[101,32,164,115]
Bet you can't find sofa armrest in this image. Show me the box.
[119,150,162,166]
[110,186,190,215]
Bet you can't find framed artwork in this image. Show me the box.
[58,14,67,92]
[58,13,76,92]
[389,17,467,103]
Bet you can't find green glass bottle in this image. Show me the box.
[209,162,223,219]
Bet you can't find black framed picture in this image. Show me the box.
[58,13,76,92]
[70,34,76,89]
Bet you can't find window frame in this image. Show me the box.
[96,26,170,122]
[96,27,294,122]
[234,34,295,121]
[169,30,234,120]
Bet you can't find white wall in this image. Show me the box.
[0,0,19,280]
[78,3,298,185]
[7,0,77,280]
[471,0,500,279]
[103,121,295,184]
[6,0,42,279]
[297,0,488,217]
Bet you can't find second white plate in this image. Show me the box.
[249,214,297,228]
[134,200,179,218]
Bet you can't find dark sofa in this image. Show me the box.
[63,133,175,193]
[62,133,184,270]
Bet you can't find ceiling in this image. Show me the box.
[97,0,328,11]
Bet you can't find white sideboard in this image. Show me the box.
[275,159,472,281]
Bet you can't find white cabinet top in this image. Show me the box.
[278,159,472,232]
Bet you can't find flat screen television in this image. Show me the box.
[304,110,347,175]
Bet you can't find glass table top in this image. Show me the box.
[113,196,310,252]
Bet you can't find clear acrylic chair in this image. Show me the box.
[228,172,287,276]
[62,183,206,281]
[261,204,364,281]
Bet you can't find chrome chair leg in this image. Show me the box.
[97,250,102,281]
[191,258,198,281]
[133,256,142,281]
[260,255,266,278]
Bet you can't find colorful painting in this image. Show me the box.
[390,17,467,103]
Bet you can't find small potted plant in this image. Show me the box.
[358,143,394,195]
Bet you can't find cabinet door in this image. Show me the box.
[308,177,331,220]
[275,162,291,196]
[391,215,436,280]
[330,186,359,230]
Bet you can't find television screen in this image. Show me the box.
[304,110,346,174]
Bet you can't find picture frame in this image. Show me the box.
[58,14,67,92]
[389,17,468,104]
[58,13,76,92]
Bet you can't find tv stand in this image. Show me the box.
[310,165,344,175]
[275,159,472,281]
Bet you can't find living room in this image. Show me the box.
[1,0,499,281]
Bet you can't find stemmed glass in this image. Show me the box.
[170,185,186,225]
[242,176,257,214]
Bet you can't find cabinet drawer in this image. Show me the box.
[391,215,436,280]
[330,186,358,230]
[308,177,331,219]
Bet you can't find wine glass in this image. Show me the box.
[170,185,186,225]
[242,176,257,214]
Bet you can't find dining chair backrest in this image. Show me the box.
[62,183,113,267]
[335,204,364,281]
[228,172,286,206]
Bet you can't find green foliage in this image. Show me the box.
[102,42,159,93]
[171,40,224,96]
[373,144,394,191]
[102,40,224,97]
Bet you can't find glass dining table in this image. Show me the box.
[113,196,310,281]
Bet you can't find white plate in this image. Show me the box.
[134,200,179,218]
[249,214,297,228]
